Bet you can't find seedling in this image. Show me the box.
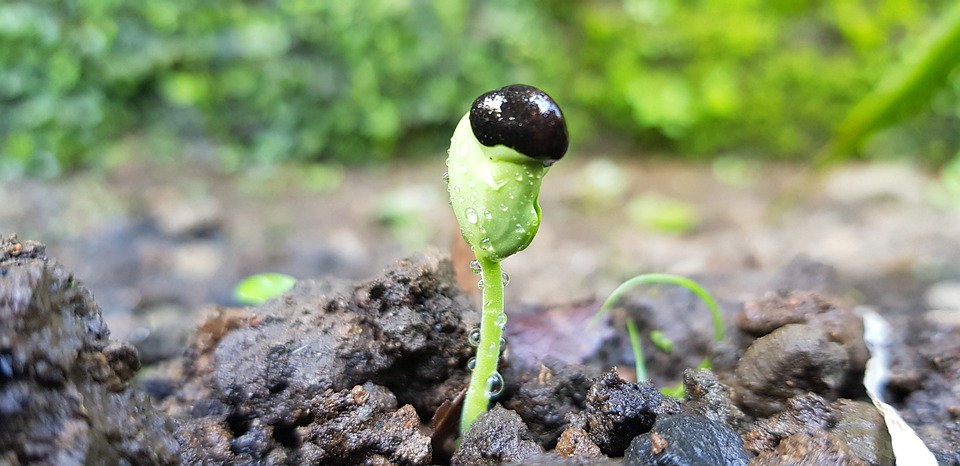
[233,272,297,305]
[445,84,568,434]
[593,273,723,397]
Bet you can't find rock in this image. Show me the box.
[565,369,681,456]
[681,369,748,432]
[624,414,750,466]
[735,324,850,416]
[830,399,894,466]
[452,405,544,466]
[0,236,181,464]
[502,358,596,448]
[750,432,868,466]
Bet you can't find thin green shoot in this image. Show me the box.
[626,317,646,383]
[591,273,724,342]
[593,273,723,398]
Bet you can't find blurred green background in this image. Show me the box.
[2,0,959,177]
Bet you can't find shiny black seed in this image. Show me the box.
[469,84,568,164]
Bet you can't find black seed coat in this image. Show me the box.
[470,84,568,164]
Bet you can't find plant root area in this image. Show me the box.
[1,159,959,464]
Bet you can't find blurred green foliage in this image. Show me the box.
[1,0,957,176]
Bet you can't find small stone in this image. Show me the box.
[624,414,749,466]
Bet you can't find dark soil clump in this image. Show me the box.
[0,236,180,465]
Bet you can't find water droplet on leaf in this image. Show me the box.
[465,208,478,224]
[477,279,484,290]
[468,328,481,346]
[469,259,482,274]
[501,271,510,286]
[495,313,508,327]
[466,357,476,371]
[442,172,450,183]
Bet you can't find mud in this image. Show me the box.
[3,236,959,464]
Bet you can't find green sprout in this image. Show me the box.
[233,273,297,305]
[445,84,568,434]
[593,273,723,397]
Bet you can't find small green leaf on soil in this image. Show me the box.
[233,273,297,305]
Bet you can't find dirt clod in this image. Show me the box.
[750,432,868,466]
[681,368,748,432]
[452,404,544,466]
[502,358,596,448]
[735,324,849,416]
[0,236,181,465]
[565,369,681,456]
[742,393,835,454]
[624,414,750,466]
[830,399,893,465]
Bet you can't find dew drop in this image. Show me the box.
[465,208,479,224]
[441,172,450,183]
[480,238,493,252]
[468,329,481,346]
[514,171,523,181]
[477,279,484,290]
[495,313,508,327]
[515,223,525,234]
[499,203,508,212]
[469,259,482,274]
[501,271,510,287]
[466,357,477,371]
[508,192,515,200]
[483,210,493,221]
[499,336,507,349]
[485,371,504,397]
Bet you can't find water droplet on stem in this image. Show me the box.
[485,371,504,397]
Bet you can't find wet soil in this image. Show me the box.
[2,158,960,464]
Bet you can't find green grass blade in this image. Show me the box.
[822,2,960,166]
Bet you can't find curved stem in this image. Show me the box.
[592,273,725,342]
[460,257,505,434]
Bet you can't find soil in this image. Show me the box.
[1,157,959,464]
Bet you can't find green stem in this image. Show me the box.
[460,257,505,434]
[626,317,647,383]
[592,273,724,342]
